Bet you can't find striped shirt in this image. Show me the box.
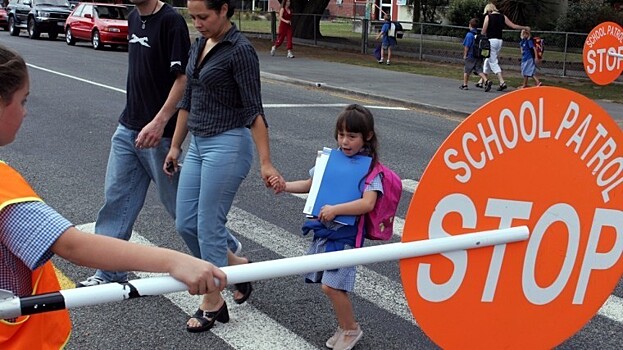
[0,202,72,296]
[178,24,267,137]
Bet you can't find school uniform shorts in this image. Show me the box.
[464,57,484,75]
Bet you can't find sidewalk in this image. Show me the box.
[257,50,623,123]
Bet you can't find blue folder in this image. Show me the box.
[309,149,372,225]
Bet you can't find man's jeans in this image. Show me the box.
[176,128,253,268]
[94,125,240,282]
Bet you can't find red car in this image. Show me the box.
[65,2,128,50]
[0,6,8,31]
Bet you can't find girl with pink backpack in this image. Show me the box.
[270,104,401,350]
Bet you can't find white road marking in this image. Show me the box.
[26,65,407,112]
[263,103,409,110]
[27,64,127,94]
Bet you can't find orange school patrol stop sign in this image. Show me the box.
[401,87,623,349]
[583,21,623,85]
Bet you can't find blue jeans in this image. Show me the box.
[176,128,253,268]
[93,125,242,282]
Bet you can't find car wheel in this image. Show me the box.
[27,17,40,39]
[48,31,58,40]
[8,17,19,36]
[91,30,101,50]
[66,27,76,45]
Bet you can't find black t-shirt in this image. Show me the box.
[119,4,190,138]
[486,13,505,40]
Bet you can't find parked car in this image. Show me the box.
[65,2,128,50]
[6,0,72,39]
[0,6,8,31]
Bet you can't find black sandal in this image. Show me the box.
[186,301,229,333]
[233,281,253,304]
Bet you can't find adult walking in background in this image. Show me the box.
[480,2,530,91]
[270,0,294,58]
[164,0,284,333]
[77,0,244,288]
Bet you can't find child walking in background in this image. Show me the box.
[519,29,542,88]
[270,104,383,350]
[270,0,294,58]
[375,14,396,65]
[461,18,491,91]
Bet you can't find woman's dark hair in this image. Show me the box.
[202,0,235,18]
[0,44,28,106]
[334,104,379,169]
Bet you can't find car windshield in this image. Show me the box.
[35,0,70,6]
[95,5,129,20]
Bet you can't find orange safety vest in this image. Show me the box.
[0,161,72,349]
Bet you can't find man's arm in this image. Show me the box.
[135,72,187,149]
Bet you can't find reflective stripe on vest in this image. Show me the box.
[0,161,72,349]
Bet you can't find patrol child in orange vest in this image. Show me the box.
[0,44,227,349]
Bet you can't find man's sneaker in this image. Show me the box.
[386,60,390,65]
[287,51,295,58]
[378,59,383,64]
[497,82,508,91]
[460,84,469,90]
[475,82,483,88]
[270,46,276,56]
[77,275,109,287]
[484,80,493,92]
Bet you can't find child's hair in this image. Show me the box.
[0,44,28,106]
[469,18,479,29]
[521,28,530,39]
[334,104,379,169]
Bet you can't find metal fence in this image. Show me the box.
[180,9,609,81]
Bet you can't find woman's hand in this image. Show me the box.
[163,147,182,177]
[261,163,285,193]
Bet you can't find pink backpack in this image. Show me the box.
[355,162,402,247]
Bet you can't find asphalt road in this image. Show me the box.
[0,33,621,349]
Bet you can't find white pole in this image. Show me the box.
[0,226,528,319]
[608,51,623,59]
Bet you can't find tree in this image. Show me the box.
[407,0,449,23]
[496,0,560,29]
[290,0,330,40]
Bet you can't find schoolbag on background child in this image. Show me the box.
[393,21,404,39]
[532,36,544,60]
[355,163,402,248]
[472,33,491,59]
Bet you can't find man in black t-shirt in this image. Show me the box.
[78,0,242,287]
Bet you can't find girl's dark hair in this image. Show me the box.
[202,0,235,18]
[334,104,379,169]
[0,44,27,106]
